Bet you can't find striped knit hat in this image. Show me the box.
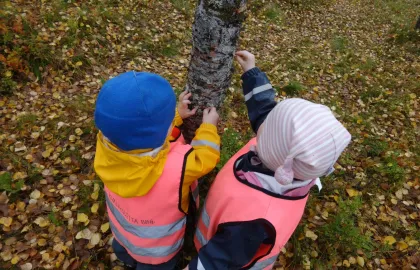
[256,98,351,185]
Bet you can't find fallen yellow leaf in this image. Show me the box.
[396,241,408,251]
[100,222,110,233]
[76,228,92,240]
[38,238,47,246]
[77,213,89,225]
[62,210,72,219]
[20,263,32,270]
[0,217,13,227]
[89,233,101,246]
[75,61,83,66]
[408,240,419,246]
[16,201,26,212]
[34,216,50,228]
[346,188,360,197]
[91,203,99,214]
[383,236,396,245]
[30,189,41,200]
[305,229,318,241]
[343,260,350,267]
[31,132,40,139]
[91,190,99,201]
[357,256,365,267]
[11,255,19,264]
[42,149,52,158]
[69,135,76,142]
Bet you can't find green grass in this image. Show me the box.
[60,147,87,171]
[263,3,283,22]
[319,197,375,257]
[359,57,377,72]
[0,172,24,193]
[27,35,55,80]
[363,138,388,157]
[331,36,348,52]
[282,81,305,96]
[77,184,93,205]
[65,95,93,114]
[161,43,180,57]
[361,88,382,103]
[218,128,246,170]
[284,0,332,8]
[16,113,38,130]
[382,155,405,183]
[392,26,420,44]
[48,211,63,226]
[170,0,194,16]
[0,76,17,96]
[289,224,306,267]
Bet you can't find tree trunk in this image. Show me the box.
[182,0,247,142]
[416,16,420,30]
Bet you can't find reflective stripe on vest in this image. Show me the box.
[194,138,309,270]
[190,180,199,209]
[249,255,278,270]
[106,140,193,265]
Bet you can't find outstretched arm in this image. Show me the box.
[236,51,277,134]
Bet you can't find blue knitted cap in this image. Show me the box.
[94,71,176,151]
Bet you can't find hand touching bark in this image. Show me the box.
[235,50,256,72]
[202,107,219,126]
[178,91,198,119]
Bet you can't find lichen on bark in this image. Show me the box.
[183,0,247,142]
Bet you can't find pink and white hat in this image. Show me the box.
[256,98,351,185]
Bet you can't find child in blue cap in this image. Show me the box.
[94,71,220,269]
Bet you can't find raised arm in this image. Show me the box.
[236,51,277,134]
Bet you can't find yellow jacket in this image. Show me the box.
[94,110,220,213]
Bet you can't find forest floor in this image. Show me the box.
[0,0,419,269]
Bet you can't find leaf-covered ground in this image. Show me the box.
[0,0,419,269]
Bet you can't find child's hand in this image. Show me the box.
[235,50,256,72]
[178,90,198,119]
[203,107,219,126]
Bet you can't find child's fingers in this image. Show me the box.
[179,90,188,100]
[235,50,247,57]
[182,100,191,105]
[183,92,192,101]
[236,51,252,59]
[203,108,210,115]
[188,107,198,116]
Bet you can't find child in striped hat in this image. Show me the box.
[188,51,351,270]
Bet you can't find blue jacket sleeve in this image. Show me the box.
[241,67,277,133]
[189,221,274,270]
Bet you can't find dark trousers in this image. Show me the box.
[112,239,180,270]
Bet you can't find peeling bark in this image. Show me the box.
[182,0,247,142]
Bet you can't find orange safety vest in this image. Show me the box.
[194,138,309,269]
[105,135,199,265]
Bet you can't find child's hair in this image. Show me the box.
[256,98,351,184]
[94,71,176,151]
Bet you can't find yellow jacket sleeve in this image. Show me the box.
[180,123,220,213]
[169,109,184,142]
